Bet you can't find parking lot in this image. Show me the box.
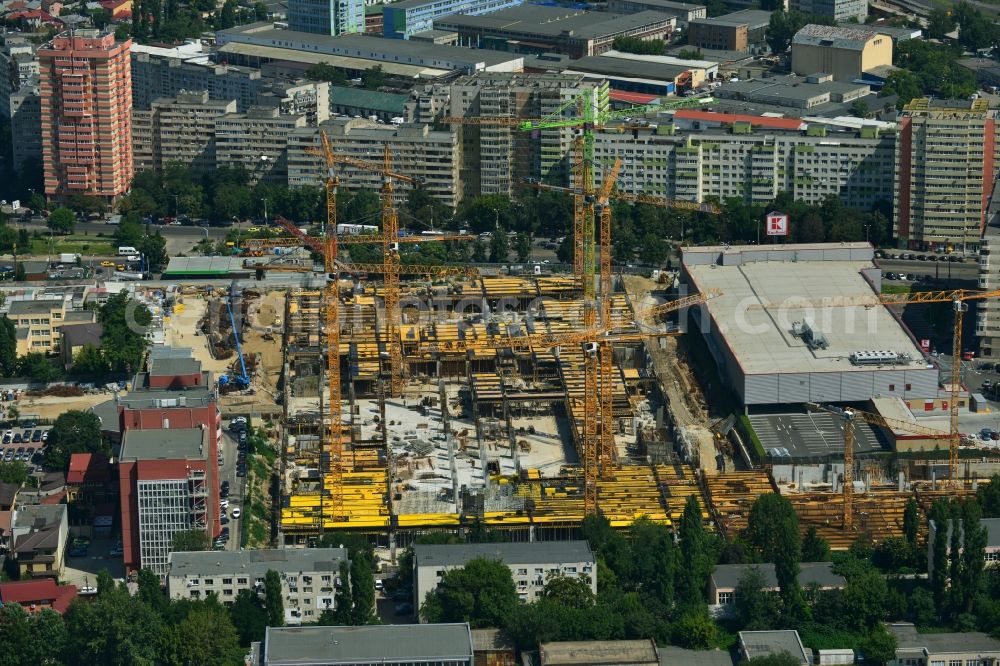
[748,412,886,461]
[1,424,50,469]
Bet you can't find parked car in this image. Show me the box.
[14,447,24,460]
[231,508,241,519]
[31,430,41,442]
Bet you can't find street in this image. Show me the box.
[218,428,244,551]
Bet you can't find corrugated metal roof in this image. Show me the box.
[330,86,409,114]
[673,108,805,129]
[792,23,883,50]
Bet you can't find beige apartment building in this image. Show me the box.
[791,24,892,81]
[894,97,998,252]
[215,106,307,185]
[132,91,237,174]
[287,117,460,208]
[593,115,895,210]
[10,299,65,355]
[413,73,606,199]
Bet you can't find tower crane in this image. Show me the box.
[753,287,1000,485]
[805,403,949,529]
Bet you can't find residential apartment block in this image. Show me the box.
[10,79,41,172]
[215,106,307,185]
[166,548,348,624]
[288,0,364,36]
[894,97,996,252]
[131,42,263,111]
[132,91,237,174]
[287,117,460,208]
[593,113,895,209]
[11,504,68,579]
[383,0,525,39]
[888,623,1000,666]
[7,298,96,356]
[38,30,132,202]
[413,73,606,199]
[0,35,38,120]
[979,228,1000,358]
[412,541,596,615]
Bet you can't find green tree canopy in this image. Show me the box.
[99,293,151,375]
[44,410,109,472]
[63,581,165,665]
[47,207,75,235]
[264,569,284,628]
[18,353,59,383]
[420,557,518,627]
[229,589,268,646]
[171,529,210,553]
[0,315,18,376]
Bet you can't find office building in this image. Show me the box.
[118,428,213,576]
[288,0,364,36]
[412,541,596,613]
[607,0,706,27]
[131,42,264,111]
[215,106,307,185]
[167,548,348,623]
[114,352,222,574]
[888,623,1000,666]
[894,98,996,252]
[37,29,132,203]
[413,72,605,198]
[593,113,895,209]
[927,517,1000,577]
[687,9,770,52]
[383,0,525,39]
[252,624,475,666]
[435,6,675,58]
[6,299,96,355]
[9,78,41,172]
[132,91,237,174]
[288,116,460,207]
[792,0,866,24]
[791,25,892,81]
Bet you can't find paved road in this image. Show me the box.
[218,428,245,550]
[876,258,979,284]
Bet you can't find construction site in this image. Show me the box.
[203,93,995,553]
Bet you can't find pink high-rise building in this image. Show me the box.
[38,30,132,202]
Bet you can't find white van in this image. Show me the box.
[118,246,138,256]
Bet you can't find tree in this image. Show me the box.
[350,554,376,625]
[0,315,16,376]
[960,499,988,614]
[977,474,1000,517]
[670,608,716,649]
[612,36,666,55]
[229,589,268,646]
[264,569,284,628]
[0,604,67,666]
[930,499,950,614]
[69,194,107,217]
[420,557,518,627]
[362,65,386,90]
[746,493,804,620]
[63,582,165,665]
[253,0,268,19]
[849,100,869,118]
[489,232,509,263]
[0,461,28,486]
[164,602,243,666]
[305,62,349,86]
[678,495,713,608]
[514,233,532,262]
[44,410,109,472]
[835,556,889,632]
[542,573,595,609]
[948,501,964,616]
[136,568,169,617]
[99,293,151,375]
[859,626,897,666]
[802,526,830,562]
[171,529,210,553]
[333,559,354,624]
[903,498,920,547]
[735,565,780,631]
[47,207,75,235]
[908,586,936,626]
[18,353,59,382]
[766,10,818,54]
[72,344,110,378]
[217,0,238,28]
[926,7,956,39]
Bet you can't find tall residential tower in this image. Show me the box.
[37,30,133,202]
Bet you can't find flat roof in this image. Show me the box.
[539,639,659,665]
[792,23,883,50]
[262,624,474,665]
[672,108,805,130]
[567,55,691,82]
[120,428,205,461]
[740,630,809,664]
[217,42,448,77]
[712,562,845,590]
[413,540,594,567]
[692,8,771,28]
[619,0,706,11]
[168,547,348,577]
[683,245,926,376]
[658,647,733,666]
[889,623,1000,653]
[436,7,674,40]
[163,256,247,276]
[330,86,409,113]
[601,49,718,70]
[149,356,201,377]
[9,299,62,314]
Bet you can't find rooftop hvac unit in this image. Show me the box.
[849,350,912,366]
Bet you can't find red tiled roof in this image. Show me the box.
[609,90,660,105]
[66,453,91,484]
[0,580,77,614]
[672,109,805,130]
[67,452,109,484]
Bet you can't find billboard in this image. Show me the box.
[766,211,789,237]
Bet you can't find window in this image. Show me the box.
[238,578,247,584]
[516,568,527,576]
[950,660,963,666]
[224,589,233,596]
[222,578,232,585]
[718,591,734,604]
[204,579,213,585]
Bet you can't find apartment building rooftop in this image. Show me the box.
[168,548,348,578]
[902,96,991,115]
[711,562,844,589]
[539,639,659,665]
[120,428,206,461]
[148,356,201,377]
[259,624,475,665]
[8,299,62,314]
[413,540,595,566]
[889,623,1000,653]
[117,383,214,409]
